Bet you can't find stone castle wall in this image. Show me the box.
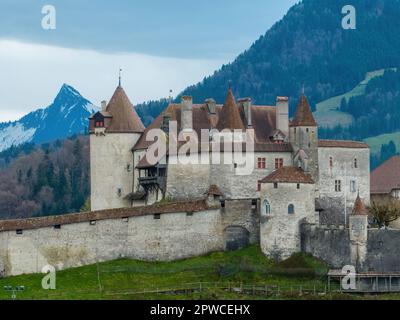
[260,182,316,260]
[90,133,141,211]
[166,152,293,201]
[0,200,258,277]
[301,224,400,272]
[318,147,370,225]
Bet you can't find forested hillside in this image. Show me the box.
[0,136,89,219]
[136,0,400,125]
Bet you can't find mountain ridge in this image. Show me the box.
[0,84,98,152]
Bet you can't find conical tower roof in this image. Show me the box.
[352,193,368,216]
[216,88,245,131]
[106,86,145,133]
[291,95,317,127]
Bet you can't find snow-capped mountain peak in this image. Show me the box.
[0,84,99,152]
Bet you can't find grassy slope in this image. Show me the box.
[364,132,400,155]
[0,245,398,300]
[314,69,397,128]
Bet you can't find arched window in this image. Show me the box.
[262,199,271,215]
[288,204,295,214]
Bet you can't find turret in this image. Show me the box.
[349,194,369,270]
[289,95,319,182]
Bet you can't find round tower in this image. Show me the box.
[89,84,145,211]
[349,194,369,270]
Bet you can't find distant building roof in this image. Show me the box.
[260,166,315,184]
[104,86,145,133]
[352,194,368,216]
[318,140,369,149]
[371,156,400,194]
[290,95,317,127]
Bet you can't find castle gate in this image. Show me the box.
[224,226,250,251]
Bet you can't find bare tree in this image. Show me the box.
[368,200,400,228]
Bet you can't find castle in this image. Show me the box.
[2,82,400,278]
[89,83,370,260]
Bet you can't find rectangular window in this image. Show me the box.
[54,224,61,229]
[95,121,104,128]
[297,183,300,189]
[350,180,356,193]
[257,158,266,169]
[335,180,342,192]
[186,212,193,217]
[220,200,226,208]
[275,158,283,169]
[257,181,261,192]
[90,220,96,226]
[154,214,161,220]
[16,229,23,235]
[274,183,278,189]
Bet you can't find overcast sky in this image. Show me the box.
[0,0,298,122]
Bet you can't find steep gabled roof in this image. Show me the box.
[290,95,317,127]
[105,86,145,133]
[371,156,400,194]
[260,166,314,184]
[216,88,245,131]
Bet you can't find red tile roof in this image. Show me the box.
[371,156,400,194]
[290,95,317,127]
[105,86,145,133]
[318,140,369,149]
[0,200,216,232]
[216,89,245,131]
[206,185,223,196]
[260,166,315,184]
[352,194,368,215]
[133,100,290,153]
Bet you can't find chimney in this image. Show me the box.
[162,112,171,133]
[181,96,193,131]
[205,98,216,114]
[276,96,289,137]
[239,98,252,128]
[101,100,107,112]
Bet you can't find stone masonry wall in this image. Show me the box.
[301,224,400,272]
[90,133,141,211]
[260,182,316,260]
[0,200,258,277]
[318,147,370,225]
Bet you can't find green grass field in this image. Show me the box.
[0,245,399,300]
[364,132,400,155]
[314,68,397,128]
